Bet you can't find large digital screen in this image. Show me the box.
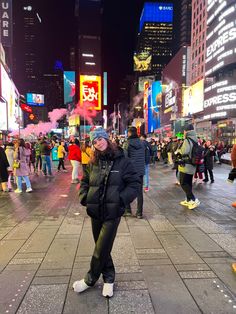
[138,75,155,92]
[80,75,101,110]
[0,102,7,130]
[183,80,204,116]
[26,93,45,106]
[134,52,152,72]
[140,2,173,32]
[64,71,75,110]
[205,0,236,77]
[148,81,161,133]
[0,64,19,131]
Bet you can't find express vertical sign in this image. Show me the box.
[0,0,12,47]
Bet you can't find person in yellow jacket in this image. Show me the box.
[57,141,67,172]
[81,140,92,173]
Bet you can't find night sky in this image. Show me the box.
[34,0,179,105]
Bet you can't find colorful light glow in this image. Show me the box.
[80,75,102,111]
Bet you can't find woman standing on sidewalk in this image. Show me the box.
[68,139,81,184]
[81,139,92,173]
[73,128,139,298]
[14,139,33,193]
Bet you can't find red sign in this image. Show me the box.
[20,103,32,113]
[80,75,101,110]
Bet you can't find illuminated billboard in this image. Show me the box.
[140,2,173,32]
[0,64,19,131]
[134,52,152,72]
[183,80,204,116]
[148,81,161,133]
[26,93,44,106]
[64,71,75,110]
[0,102,7,130]
[138,75,155,92]
[80,75,101,111]
[205,0,236,77]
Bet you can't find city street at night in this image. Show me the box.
[0,163,236,314]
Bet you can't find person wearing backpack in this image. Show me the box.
[193,138,205,184]
[176,124,200,210]
[140,134,152,192]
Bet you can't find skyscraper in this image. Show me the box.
[189,0,207,85]
[134,2,174,80]
[12,2,43,94]
[179,0,192,47]
[75,0,102,76]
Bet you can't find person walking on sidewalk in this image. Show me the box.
[203,140,215,183]
[68,139,81,183]
[41,138,53,176]
[0,144,10,192]
[229,144,236,207]
[73,128,139,298]
[81,139,92,173]
[140,134,152,192]
[123,126,145,218]
[57,141,67,172]
[177,124,200,210]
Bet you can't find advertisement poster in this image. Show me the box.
[64,71,75,110]
[80,75,101,110]
[183,80,204,116]
[148,81,161,133]
[26,93,44,106]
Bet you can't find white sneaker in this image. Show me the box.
[180,199,190,206]
[15,189,22,194]
[188,199,200,210]
[72,279,90,293]
[26,188,33,193]
[102,283,114,298]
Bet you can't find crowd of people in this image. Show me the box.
[0,126,236,297]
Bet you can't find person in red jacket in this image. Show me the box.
[68,139,81,184]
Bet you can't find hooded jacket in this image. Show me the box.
[177,130,198,175]
[79,148,140,221]
[123,136,145,176]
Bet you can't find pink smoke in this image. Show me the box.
[71,101,97,125]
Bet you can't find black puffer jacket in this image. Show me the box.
[124,136,145,176]
[79,148,140,221]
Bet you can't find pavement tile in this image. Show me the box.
[137,253,168,259]
[179,270,217,279]
[198,251,230,258]
[115,280,147,290]
[0,270,35,314]
[4,221,39,240]
[16,252,46,259]
[209,263,236,295]
[36,269,72,277]
[175,264,211,271]
[10,258,43,265]
[39,238,78,270]
[148,215,176,232]
[116,272,144,281]
[208,233,236,255]
[17,284,67,314]
[184,278,236,314]
[142,265,201,313]
[188,216,228,234]
[0,227,13,240]
[113,236,139,266]
[109,290,154,314]
[32,276,70,285]
[63,287,108,314]
[129,225,162,249]
[158,234,204,264]
[203,257,235,264]
[139,259,172,266]
[0,240,25,272]
[116,265,142,273]
[177,227,224,252]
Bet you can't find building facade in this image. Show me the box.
[134,2,174,80]
[189,0,207,85]
[179,0,192,47]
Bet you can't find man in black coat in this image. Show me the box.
[123,126,145,218]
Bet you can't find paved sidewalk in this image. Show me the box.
[0,163,236,313]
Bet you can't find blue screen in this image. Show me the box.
[26,93,44,106]
[140,2,173,32]
[148,81,162,133]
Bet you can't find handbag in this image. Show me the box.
[13,149,21,169]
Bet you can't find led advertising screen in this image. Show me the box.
[26,93,45,106]
[183,80,204,117]
[0,102,7,130]
[140,2,173,32]
[138,75,155,92]
[134,52,152,72]
[0,64,19,131]
[205,0,236,77]
[64,71,75,110]
[148,81,161,133]
[80,75,101,111]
